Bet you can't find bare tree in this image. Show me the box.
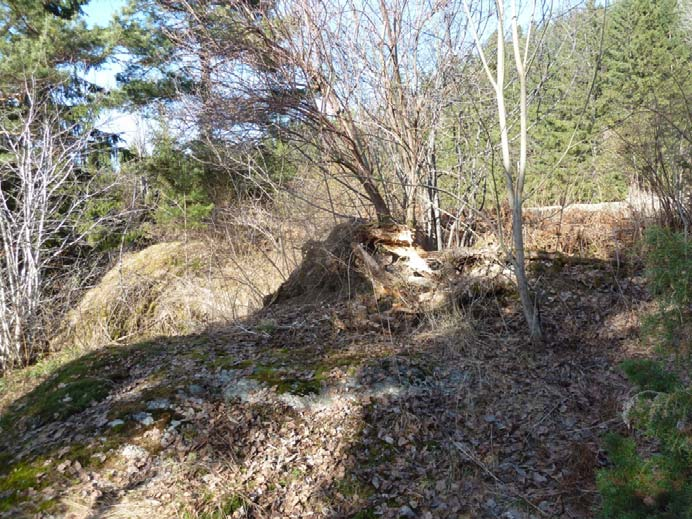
[267,0,472,242]
[153,0,483,247]
[618,107,692,232]
[0,76,116,369]
[462,0,548,342]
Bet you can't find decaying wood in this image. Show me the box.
[360,223,415,246]
[359,224,433,276]
[351,243,397,298]
[525,251,631,266]
[267,221,511,311]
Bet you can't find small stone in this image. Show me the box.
[120,444,148,461]
[146,399,170,410]
[223,378,263,403]
[108,419,125,428]
[132,412,154,426]
[533,472,548,484]
[399,505,415,517]
[91,453,106,463]
[188,384,204,395]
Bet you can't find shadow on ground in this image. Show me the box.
[0,252,646,518]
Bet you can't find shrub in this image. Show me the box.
[620,359,681,393]
[597,430,691,519]
[641,227,691,355]
[597,385,692,518]
[597,228,691,518]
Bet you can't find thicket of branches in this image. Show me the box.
[0,0,691,366]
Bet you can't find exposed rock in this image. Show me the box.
[132,412,154,426]
[223,378,264,404]
[120,444,149,461]
[146,399,170,410]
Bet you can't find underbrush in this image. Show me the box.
[597,227,691,518]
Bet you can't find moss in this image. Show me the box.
[186,348,208,363]
[0,457,51,513]
[351,508,377,519]
[106,383,182,429]
[182,493,246,519]
[334,475,374,499]
[366,442,395,467]
[242,347,368,397]
[249,365,322,396]
[0,341,170,438]
[0,438,126,514]
[212,357,253,370]
[279,467,306,487]
[0,377,113,433]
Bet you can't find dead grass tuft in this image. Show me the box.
[264,219,369,305]
[54,240,289,351]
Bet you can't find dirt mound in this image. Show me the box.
[0,253,646,519]
[57,241,286,350]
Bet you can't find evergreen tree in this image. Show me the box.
[0,1,122,368]
[599,0,691,122]
[115,1,295,208]
[0,0,113,110]
[598,0,692,225]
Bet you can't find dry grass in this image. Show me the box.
[522,202,648,258]
[54,240,290,352]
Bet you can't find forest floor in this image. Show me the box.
[0,215,655,518]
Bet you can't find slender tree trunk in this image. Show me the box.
[427,127,442,250]
[511,196,542,341]
[463,0,544,342]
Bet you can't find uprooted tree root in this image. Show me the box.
[264,219,514,315]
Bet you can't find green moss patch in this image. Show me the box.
[0,456,53,513]
[249,365,323,396]
[0,376,113,433]
[0,341,169,437]
[182,493,247,519]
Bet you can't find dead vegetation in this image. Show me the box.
[55,240,291,352]
[522,202,648,258]
[0,209,656,518]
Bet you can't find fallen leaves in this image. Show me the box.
[0,256,645,519]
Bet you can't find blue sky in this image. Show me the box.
[81,0,145,147]
[82,0,127,89]
[83,0,127,28]
[78,0,596,148]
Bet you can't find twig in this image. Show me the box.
[453,441,548,517]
